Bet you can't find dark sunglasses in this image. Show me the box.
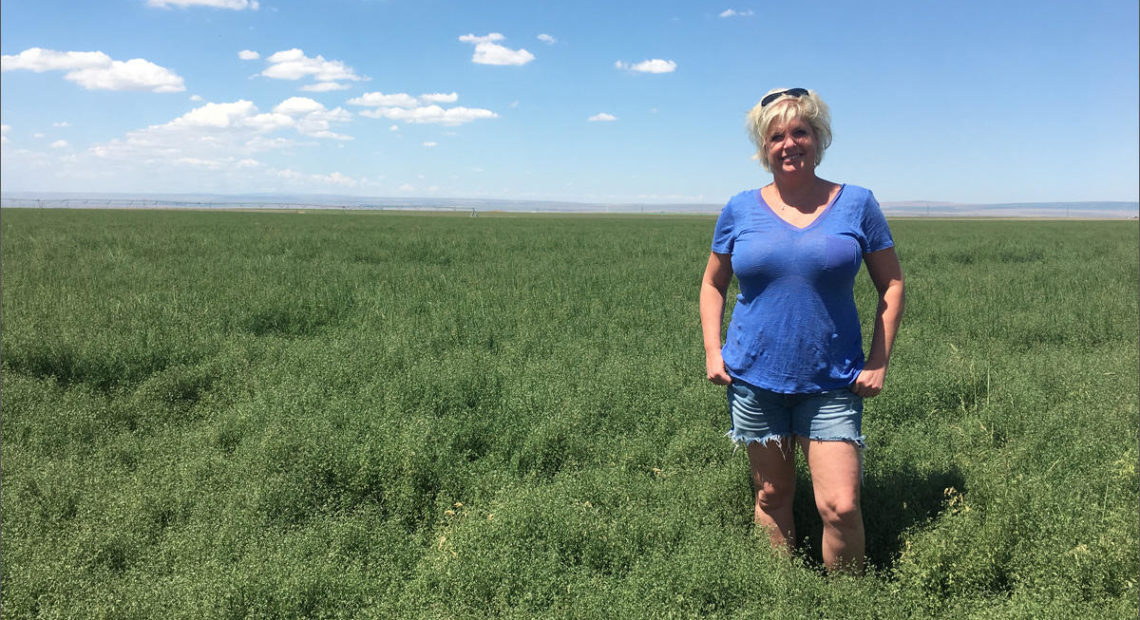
[760,88,809,107]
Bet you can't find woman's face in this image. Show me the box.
[766,116,816,175]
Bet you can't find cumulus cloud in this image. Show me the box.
[88,96,353,172]
[301,81,349,92]
[148,0,259,9]
[348,91,419,108]
[423,141,437,148]
[238,49,260,60]
[1,124,10,144]
[261,48,366,91]
[361,105,496,125]
[1,48,186,92]
[349,91,496,126]
[615,58,677,74]
[272,96,353,139]
[50,140,69,148]
[190,94,204,101]
[419,92,458,103]
[588,113,617,122]
[718,9,754,17]
[311,171,356,187]
[458,33,535,66]
[53,121,71,127]
[537,34,556,44]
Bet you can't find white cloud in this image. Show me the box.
[389,125,399,132]
[1,48,185,92]
[238,49,260,60]
[458,33,534,66]
[348,91,419,108]
[588,113,617,122]
[423,141,438,148]
[53,121,71,127]
[261,48,366,84]
[34,132,45,139]
[350,92,496,126]
[273,96,326,116]
[1,124,10,145]
[537,34,556,44]
[87,97,352,173]
[190,94,204,101]
[360,105,496,126]
[148,0,259,9]
[398,183,415,192]
[719,9,754,17]
[458,33,504,45]
[300,81,349,92]
[615,58,677,74]
[272,97,353,139]
[50,140,69,148]
[312,171,356,187]
[176,156,225,169]
[419,92,458,103]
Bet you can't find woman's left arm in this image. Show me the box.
[852,247,905,398]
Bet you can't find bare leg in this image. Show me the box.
[746,438,797,555]
[798,437,864,573]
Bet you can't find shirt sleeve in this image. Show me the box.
[860,191,894,254]
[711,199,736,254]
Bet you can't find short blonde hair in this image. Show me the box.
[746,88,832,172]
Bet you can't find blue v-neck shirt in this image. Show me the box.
[711,184,895,393]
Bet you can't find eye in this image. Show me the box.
[769,133,784,142]
[792,128,809,138]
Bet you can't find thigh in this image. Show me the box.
[797,437,862,498]
[746,437,796,491]
[790,389,864,446]
[726,379,794,446]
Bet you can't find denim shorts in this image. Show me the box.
[726,378,865,448]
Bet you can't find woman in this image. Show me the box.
[699,88,904,573]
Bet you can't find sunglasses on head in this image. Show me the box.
[760,88,809,107]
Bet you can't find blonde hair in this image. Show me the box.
[746,88,832,172]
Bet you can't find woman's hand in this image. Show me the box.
[705,352,733,385]
[852,247,904,399]
[700,252,735,386]
[850,366,884,398]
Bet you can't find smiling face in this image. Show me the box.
[765,116,817,176]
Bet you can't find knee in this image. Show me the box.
[817,495,861,528]
[755,481,794,511]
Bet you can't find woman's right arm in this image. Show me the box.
[700,252,735,385]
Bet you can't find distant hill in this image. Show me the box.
[2,192,1137,218]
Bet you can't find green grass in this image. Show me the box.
[2,209,1137,618]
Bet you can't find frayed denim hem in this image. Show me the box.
[725,430,789,455]
[803,434,866,450]
[725,431,866,454]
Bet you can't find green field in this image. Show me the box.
[2,208,1137,618]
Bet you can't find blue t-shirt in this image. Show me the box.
[711,184,894,393]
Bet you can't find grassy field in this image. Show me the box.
[2,208,1137,618]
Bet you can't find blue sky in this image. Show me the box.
[2,0,1137,204]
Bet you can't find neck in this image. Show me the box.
[771,171,821,207]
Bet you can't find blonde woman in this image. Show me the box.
[699,88,905,573]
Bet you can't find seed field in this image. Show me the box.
[1,209,1137,618]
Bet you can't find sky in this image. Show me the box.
[1,0,1138,205]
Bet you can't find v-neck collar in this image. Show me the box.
[755,184,845,232]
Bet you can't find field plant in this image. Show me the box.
[2,209,1137,618]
